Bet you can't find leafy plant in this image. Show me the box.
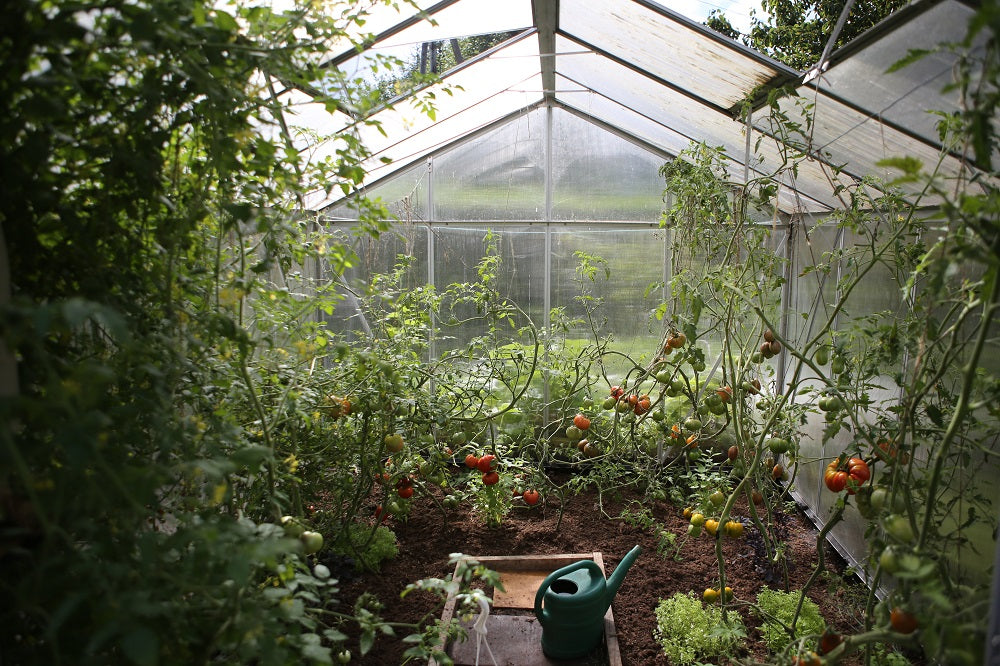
[653,592,747,665]
[755,587,826,653]
[330,524,399,572]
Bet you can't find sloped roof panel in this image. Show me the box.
[306,35,543,209]
[815,0,975,146]
[558,0,795,112]
[306,0,979,216]
[330,0,534,93]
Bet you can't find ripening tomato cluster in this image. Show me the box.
[824,456,870,494]
[602,388,652,416]
[465,453,499,485]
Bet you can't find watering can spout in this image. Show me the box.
[604,545,642,602]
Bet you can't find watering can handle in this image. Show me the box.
[533,559,604,626]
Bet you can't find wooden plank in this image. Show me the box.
[493,569,550,608]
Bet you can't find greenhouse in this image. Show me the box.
[1,0,998,664]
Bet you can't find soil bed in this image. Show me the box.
[333,473,869,665]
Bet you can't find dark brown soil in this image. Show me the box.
[330,472,868,665]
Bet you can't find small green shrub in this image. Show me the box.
[332,524,399,572]
[653,592,746,665]
[756,588,826,653]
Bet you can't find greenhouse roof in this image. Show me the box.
[295,0,984,215]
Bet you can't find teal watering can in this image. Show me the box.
[533,545,642,659]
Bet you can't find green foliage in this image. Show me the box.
[331,524,399,572]
[706,0,908,71]
[653,592,747,665]
[755,588,826,653]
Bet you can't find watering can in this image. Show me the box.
[533,545,642,659]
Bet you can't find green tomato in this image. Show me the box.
[709,490,725,507]
[831,357,846,374]
[814,346,829,365]
[300,530,324,555]
[884,514,915,543]
[870,487,888,513]
[281,515,306,538]
[683,417,703,432]
[879,545,902,574]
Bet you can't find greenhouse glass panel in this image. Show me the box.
[432,110,546,221]
[550,227,668,383]
[329,0,532,102]
[321,224,430,339]
[554,78,694,157]
[325,161,429,222]
[755,90,969,206]
[550,109,666,221]
[307,36,543,204]
[558,0,790,110]
[432,226,546,353]
[817,0,975,146]
[323,0,451,56]
[554,36,742,149]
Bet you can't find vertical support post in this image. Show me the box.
[427,158,437,366]
[542,105,554,428]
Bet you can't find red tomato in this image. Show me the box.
[890,607,918,634]
[482,471,500,486]
[477,454,496,473]
[634,397,651,415]
[609,385,624,399]
[522,489,541,505]
[825,465,848,492]
[464,454,480,469]
[573,413,591,430]
[397,485,414,499]
[847,458,872,485]
[819,630,842,655]
[716,386,732,403]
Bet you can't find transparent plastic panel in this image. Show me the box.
[323,0,451,57]
[559,0,788,110]
[321,224,430,340]
[759,89,969,206]
[554,77,694,157]
[432,226,546,352]
[308,37,544,209]
[554,36,742,149]
[550,108,667,221]
[819,1,974,145]
[787,218,841,522]
[550,227,668,383]
[324,161,428,222]
[433,109,546,221]
[331,0,532,103]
